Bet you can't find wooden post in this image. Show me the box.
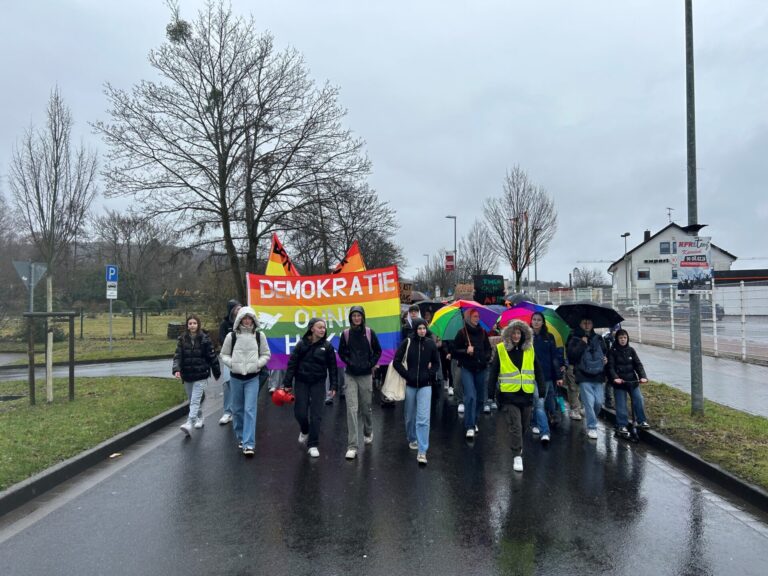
[27,316,35,406]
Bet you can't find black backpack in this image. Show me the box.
[229,329,261,352]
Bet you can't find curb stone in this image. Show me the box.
[0,402,187,518]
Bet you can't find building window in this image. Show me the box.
[637,268,650,280]
[671,268,678,279]
[672,241,677,254]
[660,242,671,254]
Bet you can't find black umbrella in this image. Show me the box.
[504,293,537,305]
[417,299,447,318]
[556,301,624,329]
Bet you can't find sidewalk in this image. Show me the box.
[636,343,768,418]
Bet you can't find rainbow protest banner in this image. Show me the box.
[247,266,402,369]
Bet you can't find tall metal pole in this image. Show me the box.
[621,232,631,298]
[686,0,704,416]
[445,215,457,296]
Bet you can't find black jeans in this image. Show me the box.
[294,379,325,448]
[504,403,532,455]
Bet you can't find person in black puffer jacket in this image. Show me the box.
[452,309,492,438]
[172,314,221,436]
[283,318,338,458]
[607,329,650,436]
[393,318,439,464]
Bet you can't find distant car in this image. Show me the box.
[643,301,724,321]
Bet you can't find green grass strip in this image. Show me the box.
[644,381,768,490]
[0,377,185,491]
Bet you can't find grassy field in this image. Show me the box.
[643,382,768,490]
[0,313,217,363]
[0,376,186,491]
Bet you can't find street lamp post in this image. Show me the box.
[621,232,631,299]
[445,215,457,295]
[532,227,542,297]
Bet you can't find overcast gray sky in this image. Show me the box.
[2,0,767,284]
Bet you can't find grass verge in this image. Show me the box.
[1,313,193,363]
[0,377,186,492]
[644,381,768,490]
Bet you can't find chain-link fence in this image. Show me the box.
[535,282,768,365]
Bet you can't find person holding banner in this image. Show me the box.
[283,318,339,458]
[338,306,382,460]
[393,318,439,465]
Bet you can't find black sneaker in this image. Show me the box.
[617,427,631,439]
[638,421,651,429]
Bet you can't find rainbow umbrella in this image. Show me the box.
[497,302,571,348]
[428,299,498,340]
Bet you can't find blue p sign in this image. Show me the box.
[106,265,119,282]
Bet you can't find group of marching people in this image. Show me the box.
[171,299,651,471]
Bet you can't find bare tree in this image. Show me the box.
[483,166,557,291]
[573,267,608,288]
[9,87,98,401]
[414,249,455,298]
[95,1,369,301]
[285,180,403,273]
[457,219,498,283]
[93,209,179,307]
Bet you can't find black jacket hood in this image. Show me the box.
[348,305,366,326]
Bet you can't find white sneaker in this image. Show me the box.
[541,434,551,444]
[180,421,193,436]
[308,447,320,458]
[218,413,232,425]
[408,441,418,450]
[483,404,491,414]
[587,429,598,439]
[513,456,524,472]
[298,432,309,444]
[417,453,428,465]
[345,449,357,460]
[466,428,475,439]
[458,403,465,414]
[570,410,583,421]
[364,433,374,445]
[490,401,498,410]
[531,426,540,435]
[194,417,204,429]
[448,387,454,397]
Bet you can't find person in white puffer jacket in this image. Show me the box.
[219,306,271,456]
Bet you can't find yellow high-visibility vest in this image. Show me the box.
[497,343,535,394]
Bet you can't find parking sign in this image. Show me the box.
[106,265,119,282]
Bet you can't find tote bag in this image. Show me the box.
[381,339,410,402]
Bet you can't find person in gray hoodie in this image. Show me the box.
[219,306,271,456]
[337,305,382,460]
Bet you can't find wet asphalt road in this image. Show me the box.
[1,385,767,576]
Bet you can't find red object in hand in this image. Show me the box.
[272,388,295,407]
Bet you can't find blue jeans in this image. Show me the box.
[183,379,207,422]
[579,380,604,430]
[230,374,259,449]
[614,385,648,427]
[221,364,232,415]
[461,367,487,430]
[405,385,432,454]
[533,382,551,436]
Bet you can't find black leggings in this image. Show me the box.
[294,379,325,448]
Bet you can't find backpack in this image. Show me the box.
[579,336,605,376]
[229,329,261,352]
[343,326,371,347]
